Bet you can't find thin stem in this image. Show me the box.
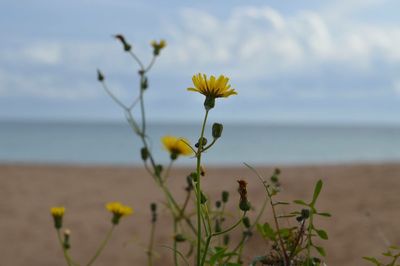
[145,56,157,72]
[86,226,115,266]
[128,51,145,70]
[57,230,72,266]
[306,210,314,261]
[101,82,128,111]
[147,221,156,266]
[162,160,174,183]
[200,213,246,266]
[173,219,179,266]
[195,109,209,265]
[289,220,306,260]
[244,163,290,265]
[201,138,217,153]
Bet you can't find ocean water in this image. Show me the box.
[1,121,400,166]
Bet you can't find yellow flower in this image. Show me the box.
[50,206,65,229]
[51,206,65,217]
[161,136,193,159]
[188,73,237,99]
[106,202,133,225]
[151,39,167,55]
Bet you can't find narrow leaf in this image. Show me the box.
[311,180,323,206]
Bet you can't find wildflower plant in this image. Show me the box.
[50,202,132,266]
[50,35,332,265]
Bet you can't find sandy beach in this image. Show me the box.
[1,163,399,266]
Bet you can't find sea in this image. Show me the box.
[1,121,400,166]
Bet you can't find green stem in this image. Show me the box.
[306,210,314,262]
[200,213,246,266]
[147,221,156,266]
[56,230,73,266]
[196,109,209,265]
[173,219,179,266]
[86,226,115,266]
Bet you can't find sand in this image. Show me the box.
[1,163,399,266]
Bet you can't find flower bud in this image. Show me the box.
[195,137,208,148]
[215,219,221,233]
[222,191,229,203]
[242,216,251,228]
[150,203,157,212]
[97,69,105,82]
[141,77,148,90]
[114,34,132,52]
[189,172,198,182]
[223,234,230,245]
[50,207,65,229]
[215,200,221,208]
[63,229,71,250]
[212,123,223,139]
[141,147,149,161]
[174,234,186,242]
[301,209,310,219]
[239,199,251,212]
[155,164,163,177]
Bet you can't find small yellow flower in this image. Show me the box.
[51,206,65,217]
[161,136,193,159]
[50,206,65,229]
[151,39,167,55]
[188,73,237,99]
[106,202,133,225]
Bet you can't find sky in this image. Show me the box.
[1,0,400,124]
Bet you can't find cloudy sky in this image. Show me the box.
[1,0,400,124]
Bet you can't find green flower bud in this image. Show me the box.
[222,191,229,203]
[141,147,149,161]
[223,234,230,245]
[174,234,186,242]
[215,219,221,233]
[97,69,104,82]
[114,34,132,52]
[150,203,157,212]
[212,123,223,139]
[301,209,310,220]
[239,199,251,212]
[63,229,71,250]
[189,172,198,182]
[242,216,251,228]
[155,165,163,177]
[195,137,208,148]
[141,76,148,90]
[215,200,221,208]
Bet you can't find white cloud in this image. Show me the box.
[161,4,400,82]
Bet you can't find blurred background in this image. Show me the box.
[1,0,400,166]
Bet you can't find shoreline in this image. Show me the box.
[1,163,399,265]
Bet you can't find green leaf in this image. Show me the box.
[311,180,323,206]
[293,199,309,206]
[315,229,328,240]
[209,246,227,265]
[314,245,326,257]
[256,223,276,241]
[273,201,290,205]
[316,212,331,217]
[362,256,381,265]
